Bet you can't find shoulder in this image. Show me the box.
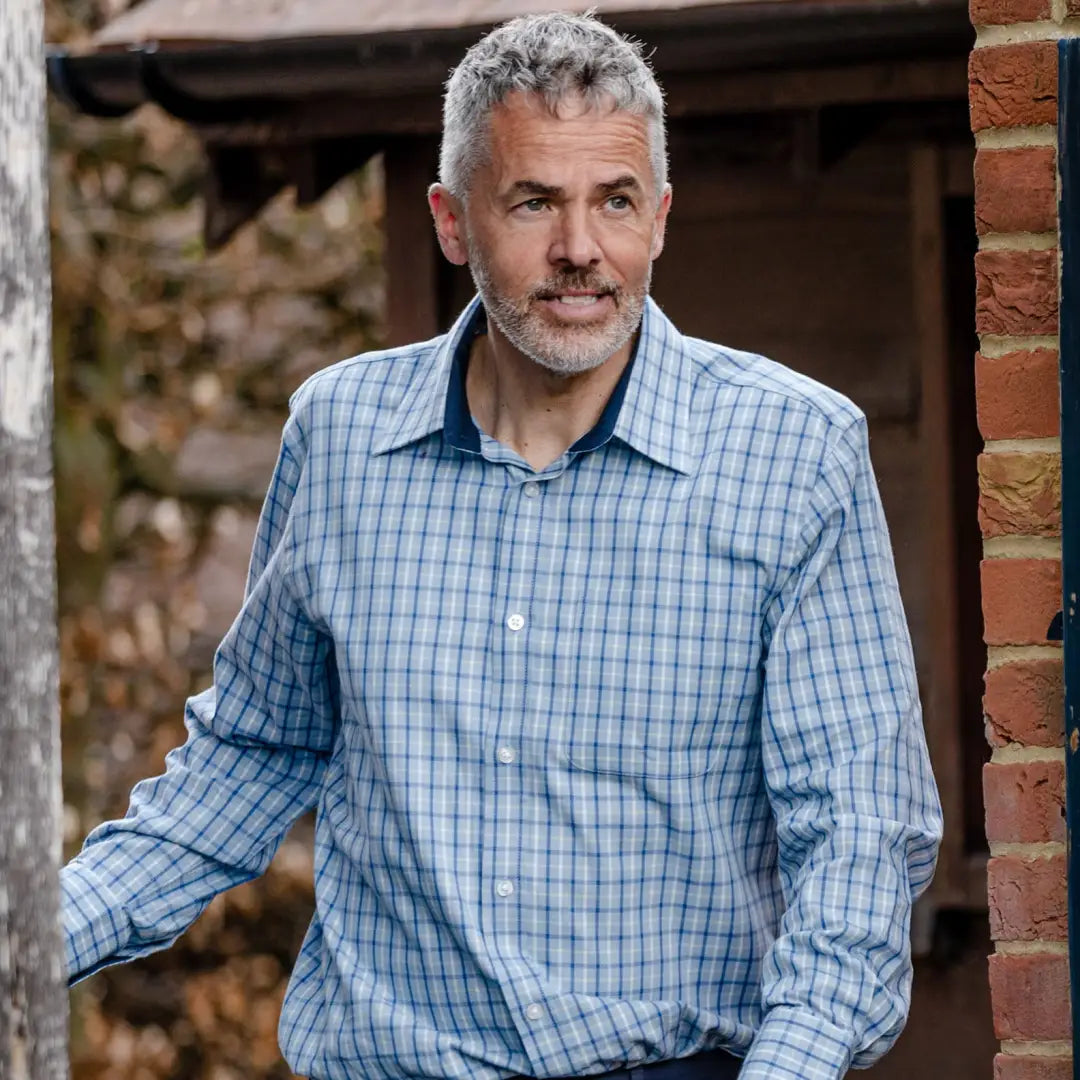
[290,337,441,416]
[681,334,866,463]
[685,335,864,432]
[283,336,444,450]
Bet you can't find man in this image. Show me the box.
[62,12,942,1080]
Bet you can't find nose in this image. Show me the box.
[549,205,601,269]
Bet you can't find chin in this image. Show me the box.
[527,331,627,375]
[542,310,613,331]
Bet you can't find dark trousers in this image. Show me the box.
[532,1047,742,1080]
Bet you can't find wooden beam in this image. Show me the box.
[193,60,968,148]
[383,137,440,347]
[909,143,967,908]
[197,93,443,145]
[666,58,967,117]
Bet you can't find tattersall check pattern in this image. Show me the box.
[62,296,942,1080]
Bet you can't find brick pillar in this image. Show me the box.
[970,2,1070,1076]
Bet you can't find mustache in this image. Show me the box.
[529,273,621,302]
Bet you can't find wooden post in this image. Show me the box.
[909,143,966,909]
[0,1,70,1076]
[383,137,441,347]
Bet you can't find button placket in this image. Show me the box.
[479,467,543,1032]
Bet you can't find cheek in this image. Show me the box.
[601,228,659,280]
[482,232,551,284]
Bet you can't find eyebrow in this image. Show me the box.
[505,175,645,200]
[596,175,644,195]
[507,180,562,199]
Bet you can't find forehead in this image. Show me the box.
[482,92,653,189]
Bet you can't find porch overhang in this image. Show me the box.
[45,0,973,247]
[48,0,971,123]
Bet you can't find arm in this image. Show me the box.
[740,415,943,1080]
[62,400,337,982]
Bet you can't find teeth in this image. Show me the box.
[556,295,600,306]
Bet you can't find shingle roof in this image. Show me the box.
[93,0,936,47]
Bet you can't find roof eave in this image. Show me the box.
[47,0,973,124]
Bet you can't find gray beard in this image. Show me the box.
[467,248,649,376]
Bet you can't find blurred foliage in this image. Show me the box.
[48,1,387,1076]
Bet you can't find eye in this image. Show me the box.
[606,194,633,211]
[519,197,548,212]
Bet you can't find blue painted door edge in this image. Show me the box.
[1058,37,1080,1080]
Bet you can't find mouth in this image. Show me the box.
[551,293,604,307]
[534,290,615,320]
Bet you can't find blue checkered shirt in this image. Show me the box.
[62,296,942,1080]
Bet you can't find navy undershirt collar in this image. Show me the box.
[442,307,637,457]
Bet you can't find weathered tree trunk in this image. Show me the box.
[0,1,70,1076]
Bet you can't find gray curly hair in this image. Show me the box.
[439,11,667,202]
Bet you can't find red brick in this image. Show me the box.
[976,349,1060,440]
[988,952,1070,1040]
[978,452,1061,537]
[984,759,1066,843]
[970,42,1058,131]
[981,558,1062,645]
[975,148,1057,235]
[976,249,1059,336]
[971,0,1051,21]
[995,1054,1073,1080]
[988,854,1066,940]
[984,658,1065,747]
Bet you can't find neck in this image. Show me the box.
[465,322,633,471]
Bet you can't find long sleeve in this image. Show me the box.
[740,415,943,1080]
[62,403,338,982]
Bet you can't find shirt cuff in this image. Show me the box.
[738,1006,855,1080]
[61,859,131,984]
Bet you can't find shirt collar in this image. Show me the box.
[373,294,694,475]
[610,297,694,474]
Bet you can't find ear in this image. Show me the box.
[429,183,469,266]
[650,184,673,261]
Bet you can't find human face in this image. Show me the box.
[431,92,671,376]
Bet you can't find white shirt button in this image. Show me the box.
[506,613,525,632]
[523,482,540,498]
[496,746,517,764]
[524,1003,544,1021]
[495,879,515,898]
